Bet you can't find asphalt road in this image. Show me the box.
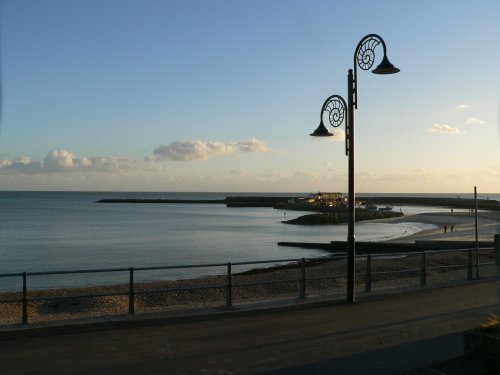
[1,279,499,374]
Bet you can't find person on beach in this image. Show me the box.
[450,225,454,232]
[444,225,447,233]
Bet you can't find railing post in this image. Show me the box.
[22,272,28,324]
[467,248,473,280]
[129,267,135,315]
[226,262,232,307]
[495,234,500,266]
[365,255,371,292]
[475,247,480,279]
[420,252,426,286]
[300,258,306,299]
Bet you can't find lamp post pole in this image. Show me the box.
[346,69,355,302]
[310,34,399,303]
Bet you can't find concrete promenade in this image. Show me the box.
[0,279,499,374]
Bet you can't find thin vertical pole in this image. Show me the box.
[474,186,479,279]
[300,258,306,299]
[346,68,356,303]
[467,248,473,280]
[365,255,371,292]
[226,262,232,307]
[420,252,426,285]
[129,267,135,315]
[22,272,28,324]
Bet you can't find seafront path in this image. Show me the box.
[0,278,499,374]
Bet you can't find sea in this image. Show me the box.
[0,191,496,292]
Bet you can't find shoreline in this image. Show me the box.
[1,247,496,325]
[278,211,498,252]
[374,211,499,243]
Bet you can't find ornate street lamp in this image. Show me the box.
[311,34,399,303]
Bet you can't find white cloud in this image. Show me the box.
[237,138,269,153]
[0,150,139,175]
[455,104,470,110]
[83,156,139,173]
[151,141,235,162]
[43,150,79,171]
[465,117,485,125]
[330,129,346,142]
[43,150,138,173]
[427,123,465,135]
[0,156,42,174]
[150,138,269,162]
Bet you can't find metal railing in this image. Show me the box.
[362,247,492,292]
[0,247,496,325]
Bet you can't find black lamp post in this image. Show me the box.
[310,34,399,303]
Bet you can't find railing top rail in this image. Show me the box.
[135,263,227,271]
[0,246,492,279]
[0,272,24,278]
[26,267,131,276]
[363,247,493,259]
[232,258,302,266]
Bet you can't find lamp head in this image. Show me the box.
[372,55,400,74]
[310,121,334,137]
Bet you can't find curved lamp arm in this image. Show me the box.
[310,94,348,155]
[352,34,400,108]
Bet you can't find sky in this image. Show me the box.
[0,0,499,193]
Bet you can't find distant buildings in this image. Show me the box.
[291,192,348,207]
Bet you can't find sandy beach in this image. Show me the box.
[372,210,500,243]
[0,211,498,326]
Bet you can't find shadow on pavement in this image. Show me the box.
[263,333,495,375]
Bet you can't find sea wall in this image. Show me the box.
[278,240,495,254]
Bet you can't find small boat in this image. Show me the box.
[378,205,393,211]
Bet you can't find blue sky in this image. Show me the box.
[1,0,499,192]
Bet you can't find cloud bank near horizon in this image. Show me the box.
[147,137,269,162]
[0,138,270,175]
[0,150,140,175]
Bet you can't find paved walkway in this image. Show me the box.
[0,279,499,374]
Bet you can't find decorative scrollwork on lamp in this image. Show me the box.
[356,36,380,71]
[352,34,400,109]
[310,94,349,155]
[324,95,346,128]
[310,94,347,136]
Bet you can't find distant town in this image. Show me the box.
[280,192,392,212]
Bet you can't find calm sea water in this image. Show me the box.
[0,191,494,291]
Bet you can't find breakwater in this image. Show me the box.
[96,196,500,210]
[97,198,226,204]
[96,196,299,206]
